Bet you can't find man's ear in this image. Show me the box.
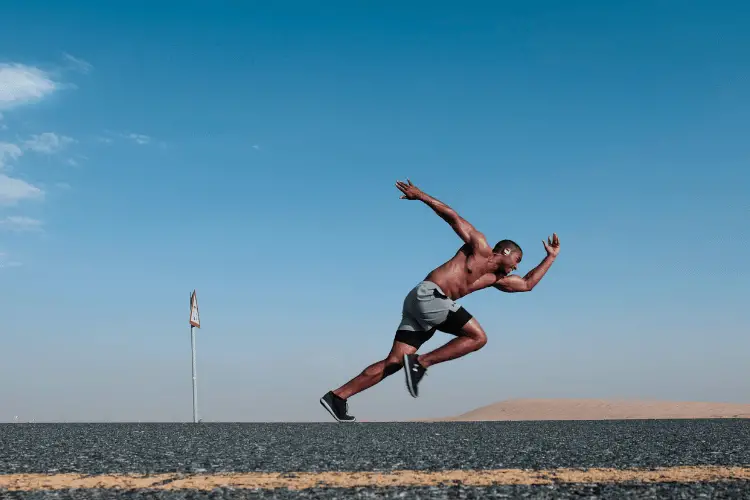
[502,248,511,255]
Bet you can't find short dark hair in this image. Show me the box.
[493,239,522,256]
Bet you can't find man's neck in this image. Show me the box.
[488,253,503,271]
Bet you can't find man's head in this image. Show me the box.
[493,239,523,275]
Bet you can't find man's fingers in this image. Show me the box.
[543,233,560,252]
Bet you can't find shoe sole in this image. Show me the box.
[403,354,418,398]
[320,397,356,423]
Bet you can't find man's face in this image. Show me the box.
[500,251,522,275]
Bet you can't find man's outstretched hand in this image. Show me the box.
[543,233,560,257]
[395,179,424,200]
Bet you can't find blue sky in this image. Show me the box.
[1,0,748,422]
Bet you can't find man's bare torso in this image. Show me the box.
[424,244,500,300]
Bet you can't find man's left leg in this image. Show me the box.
[320,329,435,422]
[333,338,420,400]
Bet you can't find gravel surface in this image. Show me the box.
[1,420,748,498]
[1,420,748,474]
[2,484,750,499]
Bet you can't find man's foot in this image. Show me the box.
[320,391,356,422]
[403,354,427,397]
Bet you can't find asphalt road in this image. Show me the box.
[1,419,749,498]
[3,483,750,499]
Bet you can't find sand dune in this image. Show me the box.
[436,399,750,421]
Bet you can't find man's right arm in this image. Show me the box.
[493,255,556,292]
[396,179,490,254]
[493,233,560,292]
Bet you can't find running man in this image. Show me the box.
[320,179,560,422]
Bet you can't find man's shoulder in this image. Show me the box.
[456,242,492,257]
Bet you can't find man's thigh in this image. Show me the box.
[417,284,473,336]
[382,330,433,378]
[393,327,437,351]
[435,305,474,335]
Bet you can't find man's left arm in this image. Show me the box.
[494,233,560,293]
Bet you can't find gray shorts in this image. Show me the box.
[395,281,473,348]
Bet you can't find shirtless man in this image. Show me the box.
[320,179,560,422]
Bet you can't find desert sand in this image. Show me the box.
[434,399,750,421]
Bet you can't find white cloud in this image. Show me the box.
[0,60,78,250]
[98,132,156,146]
[0,64,58,110]
[0,142,23,170]
[66,154,87,167]
[23,132,75,154]
[126,133,151,145]
[0,174,44,205]
[63,53,93,74]
[0,215,42,231]
[0,252,21,269]
[252,144,260,150]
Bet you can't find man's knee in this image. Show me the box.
[361,356,404,379]
[474,331,487,349]
[383,357,403,377]
[462,319,488,349]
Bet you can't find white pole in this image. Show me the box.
[191,324,198,423]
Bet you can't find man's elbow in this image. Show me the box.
[441,208,461,224]
[521,279,535,292]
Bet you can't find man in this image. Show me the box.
[320,179,560,422]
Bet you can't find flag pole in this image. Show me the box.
[191,323,198,423]
[189,290,201,423]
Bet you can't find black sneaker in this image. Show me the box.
[403,354,427,397]
[320,391,356,422]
